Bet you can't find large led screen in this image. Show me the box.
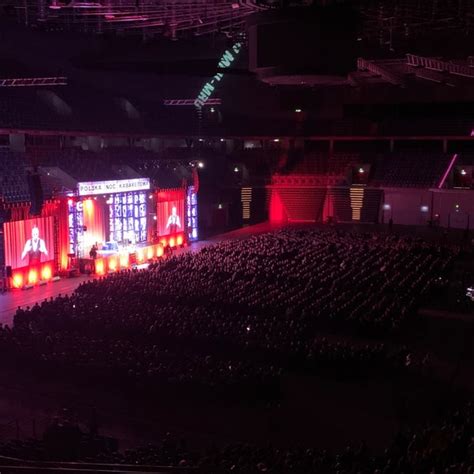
[3,216,55,270]
[157,193,185,237]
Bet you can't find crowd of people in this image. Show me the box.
[0,404,472,473]
[0,229,454,390]
[0,228,468,471]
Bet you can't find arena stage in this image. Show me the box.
[0,222,287,327]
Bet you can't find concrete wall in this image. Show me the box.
[383,188,474,229]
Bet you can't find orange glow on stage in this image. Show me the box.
[95,259,105,275]
[176,234,183,246]
[119,253,129,268]
[169,237,176,248]
[41,265,52,280]
[28,269,38,285]
[12,273,23,288]
[84,198,94,214]
[160,238,168,247]
[156,244,164,257]
[146,246,154,260]
[108,256,118,272]
[136,248,145,263]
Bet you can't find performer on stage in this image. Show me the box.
[21,226,48,265]
[89,243,98,260]
[166,206,181,234]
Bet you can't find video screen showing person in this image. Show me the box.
[157,199,184,237]
[3,216,54,270]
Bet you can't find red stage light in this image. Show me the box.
[28,269,38,285]
[41,265,52,280]
[12,273,23,289]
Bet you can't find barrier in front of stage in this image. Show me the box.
[94,233,185,275]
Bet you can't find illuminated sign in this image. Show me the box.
[78,178,150,196]
[194,42,243,108]
[187,186,198,241]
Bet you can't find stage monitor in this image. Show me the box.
[157,190,185,237]
[3,216,55,270]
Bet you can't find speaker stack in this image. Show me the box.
[27,172,44,216]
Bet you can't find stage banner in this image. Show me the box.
[3,216,55,270]
[157,189,185,237]
[78,178,150,197]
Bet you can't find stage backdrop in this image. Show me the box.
[82,197,107,253]
[157,189,185,237]
[3,216,55,270]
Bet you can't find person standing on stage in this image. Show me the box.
[89,243,98,273]
[166,206,181,234]
[89,243,98,260]
[21,226,48,265]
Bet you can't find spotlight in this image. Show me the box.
[273,138,280,143]
[295,108,302,113]
[461,169,467,175]
[358,168,364,174]
[234,167,239,173]
[198,162,204,168]
[49,0,61,9]
[149,194,153,199]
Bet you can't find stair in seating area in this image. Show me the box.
[277,187,327,222]
[360,188,383,223]
[328,187,382,223]
[328,187,352,222]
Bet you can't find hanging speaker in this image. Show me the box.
[27,173,44,216]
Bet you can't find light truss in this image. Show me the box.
[164,98,222,106]
[0,77,68,87]
[16,0,266,39]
